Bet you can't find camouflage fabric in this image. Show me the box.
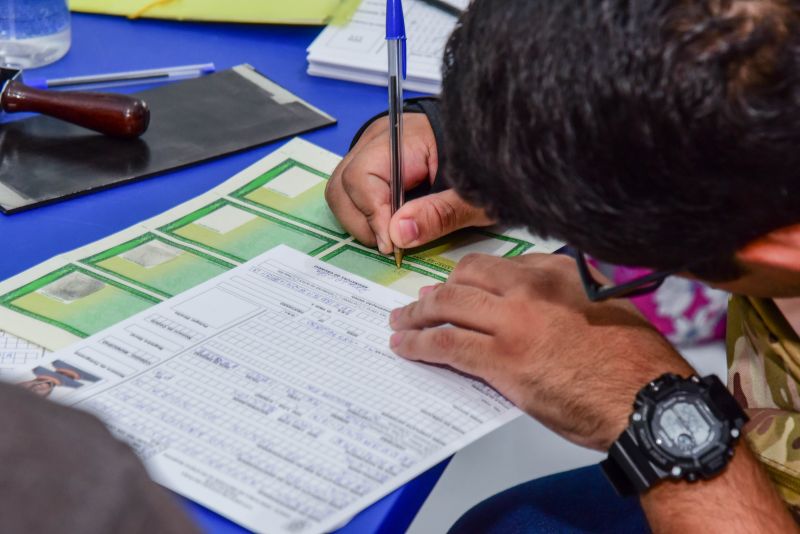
[727,295,800,511]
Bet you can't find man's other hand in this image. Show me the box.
[325,113,493,255]
[389,253,693,451]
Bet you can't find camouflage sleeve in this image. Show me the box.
[728,295,800,510]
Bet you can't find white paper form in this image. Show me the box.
[307,0,457,93]
[0,330,47,377]
[30,245,521,534]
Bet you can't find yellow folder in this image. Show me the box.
[69,0,360,25]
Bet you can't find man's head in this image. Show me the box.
[441,0,800,295]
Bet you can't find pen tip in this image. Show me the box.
[394,250,403,269]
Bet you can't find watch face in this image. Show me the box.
[650,394,722,459]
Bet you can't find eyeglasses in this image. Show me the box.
[574,250,678,302]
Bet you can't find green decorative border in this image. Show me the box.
[158,199,337,263]
[230,158,349,238]
[404,230,535,274]
[0,265,160,338]
[322,245,447,283]
[81,233,236,298]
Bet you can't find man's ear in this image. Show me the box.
[737,223,800,273]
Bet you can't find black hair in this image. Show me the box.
[441,0,800,279]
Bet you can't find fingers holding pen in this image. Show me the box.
[325,113,442,254]
[389,190,494,249]
[340,164,394,254]
[326,160,379,248]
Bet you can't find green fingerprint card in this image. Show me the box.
[0,266,159,338]
[323,246,445,297]
[82,233,235,298]
[159,199,336,263]
[406,230,534,274]
[231,158,347,238]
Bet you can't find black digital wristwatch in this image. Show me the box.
[601,373,748,496]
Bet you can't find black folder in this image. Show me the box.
[0,64,336,213]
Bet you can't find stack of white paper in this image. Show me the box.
[306,0,459,94]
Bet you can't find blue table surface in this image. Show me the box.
[0,13,447,534]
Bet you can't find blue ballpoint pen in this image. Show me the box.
[25,63,216,91]
[386,0,407,268]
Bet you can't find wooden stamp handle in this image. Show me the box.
[1,80,150,138]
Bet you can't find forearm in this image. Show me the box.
[641,443,797,533]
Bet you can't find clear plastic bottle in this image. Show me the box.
[0,0,71,69]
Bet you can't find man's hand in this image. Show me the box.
[325,113,493,255]
[389,253,692,450]
[390,253,800,531]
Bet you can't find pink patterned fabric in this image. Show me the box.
[596,264,728,347]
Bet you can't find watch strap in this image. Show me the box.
[601,428,662,496]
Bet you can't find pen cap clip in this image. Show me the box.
[402,40,407,80]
